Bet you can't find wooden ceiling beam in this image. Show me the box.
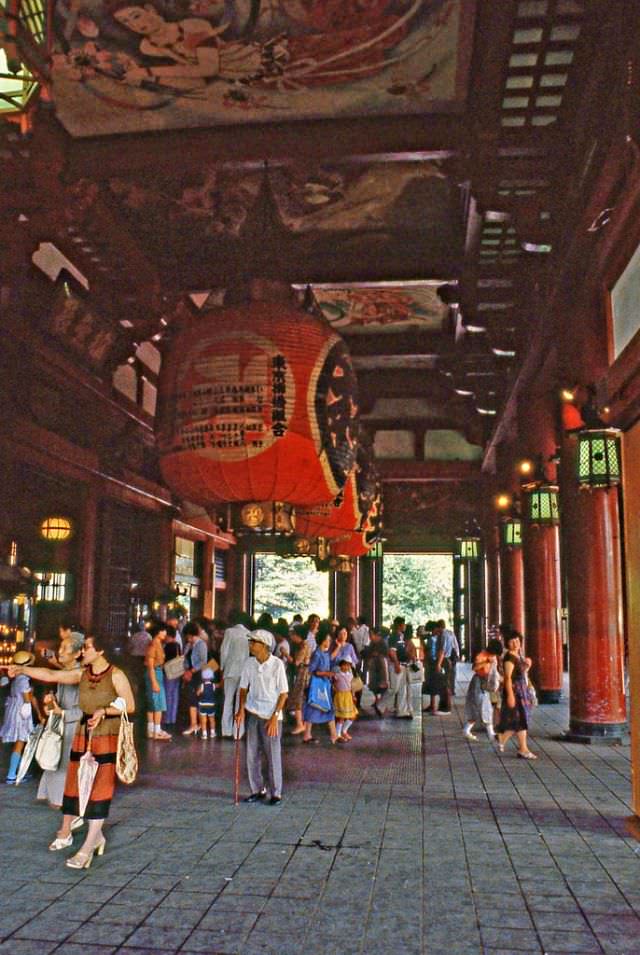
[364,415,473,434]
[357,369,454,401]
[378,460,481,483]
[345,330,451,358]
[61,113,464,181]
[167,252,461,291]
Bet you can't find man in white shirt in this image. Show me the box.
[220,610,251,738]
[235,629,289,805]
[351,615,370,655]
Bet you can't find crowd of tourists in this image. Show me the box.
[0,609,537,866]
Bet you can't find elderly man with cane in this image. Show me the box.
[234,629,288,806]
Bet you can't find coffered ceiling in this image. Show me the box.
[1,0,619,525]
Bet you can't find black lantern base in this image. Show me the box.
[538,689,561,704]
[563,719,628,745]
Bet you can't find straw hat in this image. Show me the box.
[13,650,35,666]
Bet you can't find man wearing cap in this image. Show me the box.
[220,610,251,739]
[234,629,288,806]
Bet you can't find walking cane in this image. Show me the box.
[233,720,241,805]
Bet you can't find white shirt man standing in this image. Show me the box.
[235,629,289,805]
[351,616,370,655]
[220,611,251,738]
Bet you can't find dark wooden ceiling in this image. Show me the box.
[1,0,629,529]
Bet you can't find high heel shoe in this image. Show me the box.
[49,834,74,851]
[65,838,106,869]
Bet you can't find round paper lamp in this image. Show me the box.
[156,301,359,505]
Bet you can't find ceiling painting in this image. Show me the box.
[108,160,449,239]
[312,284,448,332]
[104,160,461,281]
[272,161,447,233]
[50,0,472,136]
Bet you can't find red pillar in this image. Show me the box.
[499,544,525,637]
[522,522,563,702]
[77,483,98,631]
[486,525,501,629]
[335,564,358,621]
[562,439,626,740]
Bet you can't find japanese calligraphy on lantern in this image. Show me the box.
[170,335,294,460]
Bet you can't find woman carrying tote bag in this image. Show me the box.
[36,631,85,810]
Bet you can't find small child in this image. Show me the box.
[196,667,217,739]
[333,658,358,741]
[1,650,42,783]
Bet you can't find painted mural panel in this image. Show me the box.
[313,284,448,332]
[105,160,458,274]
[50,0,472,135]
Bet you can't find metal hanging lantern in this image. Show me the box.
[500,517,522,548]
[237,501,295,536]
[365,540,383,559]
[576,428,621,488]
[455,536,481,559]
[284,535,328,559]
[524,483,559,525]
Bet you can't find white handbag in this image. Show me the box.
[35,712,64,771]
[163,654,185,680]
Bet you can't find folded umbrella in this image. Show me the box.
[77,731,99,817]
[15,723,44,785]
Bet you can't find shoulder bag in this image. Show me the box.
[525,678,538,708]
[116,711,138,784]
[351,674,364,694]
[164,654,185,680]
[307,674,332,712]
[35,711,64,771]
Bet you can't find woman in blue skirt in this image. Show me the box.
[302,631,339,744]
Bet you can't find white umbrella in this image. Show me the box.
[77,732,99,817]
[15,723,44,785]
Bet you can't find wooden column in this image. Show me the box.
[486,524,501,629]
[335,569,357,621]
[561,435,626,741]
[522,520,563,702]
[77,482,98,630]
[360,556,383,629]
[499,543,525,636]
[202,539,215,619]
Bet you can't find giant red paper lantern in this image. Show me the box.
[295,469,360,541]
[329,452,383,557]
[330,498,382,556]
[156,301,359,505]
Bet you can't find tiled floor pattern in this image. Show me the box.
[0,667,638,955]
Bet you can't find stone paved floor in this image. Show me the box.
[1,667,638,955]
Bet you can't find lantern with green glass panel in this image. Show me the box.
[501,516,522,548]
[525,482,559,526]
[456,536,481,560]
[0,0,47,126]
[576,428,621,488]
[365,540,383,559]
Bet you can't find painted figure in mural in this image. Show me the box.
[105,0,438,93]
